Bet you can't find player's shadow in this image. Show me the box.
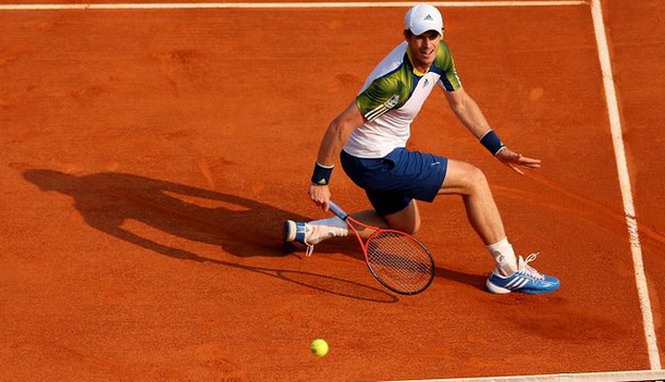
[22,169,397,303]
[23,169,485,295]
[24,170,293,257]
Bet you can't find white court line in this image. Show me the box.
[590,0,662,371]
[389,369,665,382]
[0,1,586,11]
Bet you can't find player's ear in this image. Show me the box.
[403,29,412,41]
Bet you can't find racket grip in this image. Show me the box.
[328,201,348,221]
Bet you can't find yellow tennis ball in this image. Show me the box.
[310,338,329,357]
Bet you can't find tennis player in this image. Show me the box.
[285,3,559,294]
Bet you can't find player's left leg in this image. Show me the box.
[438,159,508,247]
[441,159,559,294]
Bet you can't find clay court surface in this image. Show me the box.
[1,0,665,380]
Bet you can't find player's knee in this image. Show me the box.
[466,165,489,191]
[445,160,490,195]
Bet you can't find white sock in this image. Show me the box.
[307,217,349,244]
[486,237,517,276]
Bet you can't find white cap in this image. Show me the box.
[404,3,444,36]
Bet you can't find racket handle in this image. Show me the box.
[328,200,348,221]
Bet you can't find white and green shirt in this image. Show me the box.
[344,40,462,158]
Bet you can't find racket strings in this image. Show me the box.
[366,231,434,292]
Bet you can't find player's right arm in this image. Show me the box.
[308,102,365,211]
[309,74,403,211]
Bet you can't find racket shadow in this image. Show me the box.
[316,241,491,292]
[23,169,397,303]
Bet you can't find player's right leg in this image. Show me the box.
[382,199,421,235]
[283,216,347,256]
[285,148,420,255]
[283,201,419,255]
[283,194,422,257]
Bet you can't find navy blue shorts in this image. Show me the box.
[340,148,448,216]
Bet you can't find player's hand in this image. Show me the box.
[308,183,332,211]
[495,147,541,175]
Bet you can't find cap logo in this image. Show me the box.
[424,14,434,21]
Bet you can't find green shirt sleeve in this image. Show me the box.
[435,40,462,91]
[355,76,406,122]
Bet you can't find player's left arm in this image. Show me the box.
[444,87,541,175]
[443,86,490,139]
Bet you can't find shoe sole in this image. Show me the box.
[283,220,296,242]
[486,279,560,295]
[486,279,512,294]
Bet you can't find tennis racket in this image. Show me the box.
[328,201,435,295]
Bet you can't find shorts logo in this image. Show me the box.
[365,94,400,121]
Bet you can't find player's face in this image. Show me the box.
[405,30,442,70]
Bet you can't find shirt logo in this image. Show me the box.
[384,94,400,109]
[423,78,430,87]
[365,94,400,121]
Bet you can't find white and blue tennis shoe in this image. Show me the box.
[284,219,343,256]
[284,220,319,256]
[486,253,560,295]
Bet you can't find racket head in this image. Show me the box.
[364,229,435,295]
